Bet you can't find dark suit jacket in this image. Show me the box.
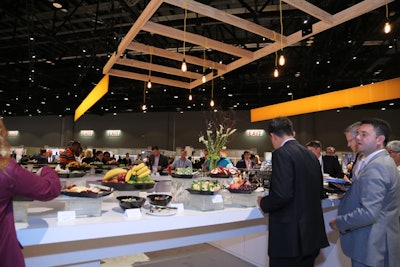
[259,140,329,258]
[235,159,255,169]
[322,155,344,178]
[148,154,169,171]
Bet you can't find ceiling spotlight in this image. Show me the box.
[142,104,147,111]
[278,54,285,66]
[181,58,187,72]
[52,1,62,8]
[273,68,279,78]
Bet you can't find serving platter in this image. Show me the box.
[186,188,217,195]
[228,188,255,194]
[101,181,155,191]
[171,173,193,179]
[61,189,113,198]
[145,205,177,216]
[209,174,230,178]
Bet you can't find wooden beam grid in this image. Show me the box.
[103,0,392,90]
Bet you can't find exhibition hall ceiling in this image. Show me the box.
[0,0,399,117]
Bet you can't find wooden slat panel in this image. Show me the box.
[282,0,333,23]
[127,42,227,72]
[108,69,190,89]
[103,0,162,74]
[163,0,286,43]
[117,58,203,79]
[142,21,254,59]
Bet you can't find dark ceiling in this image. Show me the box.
[0,0,399,117]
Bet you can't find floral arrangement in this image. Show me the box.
[199,124,236,170]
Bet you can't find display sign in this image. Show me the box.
[80,130,94,137]
[106,130,121,137]
[246,129,264,137]
[8,131,19,137]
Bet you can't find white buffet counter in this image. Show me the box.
[15,174,350,267]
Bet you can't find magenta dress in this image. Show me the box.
[0,159,61,267]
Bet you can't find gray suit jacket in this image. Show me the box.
[336,150,400,266]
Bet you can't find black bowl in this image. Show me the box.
[117,196,146,210]
[147,194,172,206]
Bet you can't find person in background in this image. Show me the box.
[306,140,344,178]
[46,149,56,163]
[252,154,262,166]
[81,149,94,164]
[325,146,337,157]
[170,149,192,169]
[344,122,362,181]
[148,145,169,173]
[204,152,234,171]
[258,117,328,267]
[59,141,81,169]
[329,118,400,267]
[120,153,132,166]
[197,149,208,171]
[102,151,118,165]
[93,150,103,163]
[0,119,61,267]
[235,150,255,170]
[386,140,400,174]
[31,148,48,164]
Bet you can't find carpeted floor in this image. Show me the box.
[100,243,256,267]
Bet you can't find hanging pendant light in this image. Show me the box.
[181,58,187,72]
[210,76,215,107]
[147,80,152,89]
[383,1,391,34]
[278,54,285,66]
[273,68,279,78]
[210,99,214,107]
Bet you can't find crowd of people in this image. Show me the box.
[2,116,400,267]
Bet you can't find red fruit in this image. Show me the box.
[117,173,126,182]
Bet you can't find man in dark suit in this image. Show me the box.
[258,117,329,267]
[306,140,345,178]
[148,145,168,173]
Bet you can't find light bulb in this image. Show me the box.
[147,80,152,89]
[142,104,147,111]
[278,54,285,66]
[210,99,214,107]
[273,68,279,78]
[384,22,391,34]
[189,94,192,101]
[181,59,187,72]
[202,75,206,83]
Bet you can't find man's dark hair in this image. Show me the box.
[103,151,110,156]
[151,145,159,151]
[267,117,294,137]
[306,140,322,149]
[95,150,103,156]
[361,118,391,146]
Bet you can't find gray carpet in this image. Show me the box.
[101,243,257,267]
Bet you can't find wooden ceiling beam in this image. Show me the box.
[282,0,334,24]
[126,42,228,72]
[163,0,286,43]
[108,69,190,89]
[142,21,254,59]
[117,58,203,79]
[103,0,162,74]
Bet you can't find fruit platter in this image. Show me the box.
[101,163,155,191]
[61,184,113,198]
[186,180,222,195]
[228,176,257,194]
[209,166,238,178]
[67,161,91,171]
[171,167,194,178]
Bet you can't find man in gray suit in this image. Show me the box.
[329,118,400,267]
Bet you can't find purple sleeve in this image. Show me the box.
[5,159,61,201]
